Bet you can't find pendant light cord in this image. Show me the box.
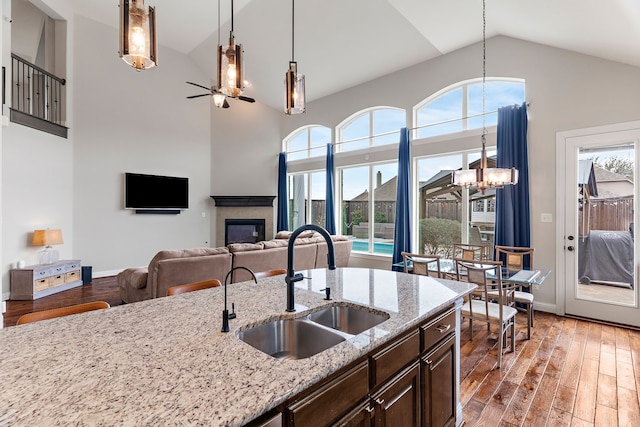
[481,0,487,147]
[231,0,235,35]
[291,0,295,62]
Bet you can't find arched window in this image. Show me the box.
[337,107,406,152]
[284,125,331,161]
[414,79,525,139]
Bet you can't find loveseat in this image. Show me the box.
[117,232,352,303]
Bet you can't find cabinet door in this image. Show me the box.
[335,401,374,427]
[372,362,420,427]
[421,334,456,427]
[286,361,369,426]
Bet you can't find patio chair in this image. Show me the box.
[455,258,517,369]
[494,245,535,339]
[401,252,442,278]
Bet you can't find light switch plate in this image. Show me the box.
[541,213,553,223]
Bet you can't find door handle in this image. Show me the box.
[567,246,574,251]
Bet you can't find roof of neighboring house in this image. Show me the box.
[593,164,631,183]
[351,176,398,202]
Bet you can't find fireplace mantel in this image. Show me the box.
[210,196,276,207]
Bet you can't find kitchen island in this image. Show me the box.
[0,267,475,426]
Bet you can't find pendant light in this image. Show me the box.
[119,0,157,71]
[452,0,518,194]
[217,0,244,98]
[284,0,305,115]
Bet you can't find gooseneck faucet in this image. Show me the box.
[286,224,336,312]
[221,266,257,333]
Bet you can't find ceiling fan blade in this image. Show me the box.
[186,81,213,92]
[223,99,231,108]
[238,95,256,103]
[186,93,212,99]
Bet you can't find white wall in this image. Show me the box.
[210,98,281,242]
[72,15,212,275]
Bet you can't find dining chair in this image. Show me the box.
[455,258,517,369]
[254,269,287,279]
[16,301,111,325]
[166,279,222,296]
[453,243,487,261]
[494,245,535,339]
[401,252,442,278]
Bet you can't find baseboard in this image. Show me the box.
[94,269,126,278]
[533,301,557,314]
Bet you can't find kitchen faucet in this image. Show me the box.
[221,266,257,332]
[285,224,336,312]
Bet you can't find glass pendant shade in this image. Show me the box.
[119,0,157,71]
[285,62,305,115]
[217,38,244,98]
[212,93,226,108]
[452,140,519,194]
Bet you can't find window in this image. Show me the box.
[338,108,405,152]
[341,163,397,255]
[288,171,326,229]
[285,125,331,160]
[415,79,524,139]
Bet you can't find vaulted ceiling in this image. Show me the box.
[69,0,640,110]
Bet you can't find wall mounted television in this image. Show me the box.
[124,172,189,213]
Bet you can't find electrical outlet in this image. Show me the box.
[541,213,552,223]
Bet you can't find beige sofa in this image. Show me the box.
[118,233,352,303]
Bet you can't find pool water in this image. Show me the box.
[351,240,394,255]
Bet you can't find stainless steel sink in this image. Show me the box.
[307,305,389,335]
[236,319,346,360]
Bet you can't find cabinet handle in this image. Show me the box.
[366,406,374,413]
[435,324,451,334]
[375,398,385,406]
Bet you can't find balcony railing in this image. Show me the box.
[10,53,67,138]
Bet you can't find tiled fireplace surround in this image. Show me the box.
[211,196,276,248]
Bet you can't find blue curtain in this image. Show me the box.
[495,102,530,266]
[392,128,411,265]
[276,152,289,231]
[325,143,336,234]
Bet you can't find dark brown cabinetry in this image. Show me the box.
[263,306,458,427]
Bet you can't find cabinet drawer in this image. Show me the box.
[286,361,369,426]
[35,278,50,292]
[370,329,420,389]
[67,262,81,270]
[65,270,80,283]
[49,274,65,287]
[421,309,456,353]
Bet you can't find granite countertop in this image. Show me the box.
[0,267,475,426]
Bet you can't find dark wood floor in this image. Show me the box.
[3,276,124,327]
[5,278,640,426]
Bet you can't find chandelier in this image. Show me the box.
[452,0,518,194]
[284,0,305,115]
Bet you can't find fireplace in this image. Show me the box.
[225,219,266,246]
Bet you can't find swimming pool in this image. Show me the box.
[351,240,394,255]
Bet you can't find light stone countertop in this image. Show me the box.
[0,267,476,426]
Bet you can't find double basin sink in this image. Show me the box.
[237,304,389,360]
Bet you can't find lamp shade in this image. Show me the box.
[119,0,157,71]
[32,229,63,247]
[285,62,305,115]
[217,40,244,97]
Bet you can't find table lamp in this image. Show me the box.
[32,229,63,264]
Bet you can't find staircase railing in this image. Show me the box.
[11,53,67,134]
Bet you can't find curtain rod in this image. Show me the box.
[284,101,530,154]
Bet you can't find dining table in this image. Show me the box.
[394,258,551,289]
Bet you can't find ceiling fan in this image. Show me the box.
[185,81,255,108]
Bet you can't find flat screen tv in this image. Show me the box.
[124,172,189,211]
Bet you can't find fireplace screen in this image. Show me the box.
[225,219,266,245]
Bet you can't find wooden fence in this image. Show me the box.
[579,196,633,235]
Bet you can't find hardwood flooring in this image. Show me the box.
[4,277,640,426]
